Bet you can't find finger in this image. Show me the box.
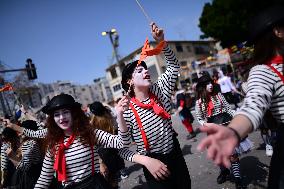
[157,171,167,180]
[197,137,212,152]
[207,144,217,160]
[214,151,222,165]
[223,156,231,168]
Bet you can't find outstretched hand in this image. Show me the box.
[197,123,239,168]
[150,22,164,42]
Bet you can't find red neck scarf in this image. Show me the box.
[54,133,76,182]
[131,93,171,119]
[207,98,214,117]
[268,55,283,64]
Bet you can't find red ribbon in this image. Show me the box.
[54,133,76,182]
[131,93,170,119]
[138,37,166,65]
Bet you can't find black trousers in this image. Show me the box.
[268,126,284,189]
[142,136,191,189]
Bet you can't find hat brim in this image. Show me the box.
[42,102,81,114]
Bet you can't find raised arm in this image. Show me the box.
[150,23,180,101]
[95,96,131,148]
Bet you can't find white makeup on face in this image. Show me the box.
[206,83,213,93]
[132,66,151,88]
[53,109,73,134]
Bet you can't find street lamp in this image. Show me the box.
[101,28,120,64]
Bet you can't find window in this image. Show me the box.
[194,45,210,55]
[186,46,192,52]
[81,88,86,92]
[110,67,117,79]
[175,44,183,52]
[113,84,121,92]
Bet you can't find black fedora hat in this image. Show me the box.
[42,93,81,114]
[249,6,284,43]
[196,74,213,89]
[21,120,38,131]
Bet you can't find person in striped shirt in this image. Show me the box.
[33,93,131,189]
[119,22,191,189]
[197,6,284,189]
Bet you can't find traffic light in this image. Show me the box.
[25,58,37,80]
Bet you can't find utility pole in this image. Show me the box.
[102,29,120,64]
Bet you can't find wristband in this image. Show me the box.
[228,127,241,144]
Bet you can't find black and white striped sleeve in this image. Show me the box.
[17,140,42,171]
[94,129,131,149]
[118,148,136,162]
[235,65,276,130]
[1,143,10,171]
[151,45,180,105]
[219,93,235,117]
[195,99,206,126]
[34,148,55,189]
[23,128,48,138]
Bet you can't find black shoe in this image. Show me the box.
[235,177,246,189]
[217,169,230,184]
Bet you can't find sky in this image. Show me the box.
[0,0,211,85]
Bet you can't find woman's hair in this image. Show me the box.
[2,127,20,152]
[45,107,96,155]
[196,81,218,112]
[253,22,284,75]
[90,107,116,134]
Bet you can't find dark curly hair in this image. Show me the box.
[45,107,96,156]
[121,60,147,97]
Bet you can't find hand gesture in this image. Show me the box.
[197,123,239,167]
[150,22,164,42]
[99,161,109,179]
[144,156,170,181]
[5,148,14,158]
[115,95,130,115]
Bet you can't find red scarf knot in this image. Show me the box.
[54,133,76,182]
[268,55,283,64]
[131,93,170,119]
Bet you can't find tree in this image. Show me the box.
[199,0,284,47]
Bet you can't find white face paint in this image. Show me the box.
[53,109,73,135]
[206,83,213,93]
[132,65,151,89]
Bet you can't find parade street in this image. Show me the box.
[119,111,270,189]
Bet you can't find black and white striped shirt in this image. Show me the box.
[1,142,10,171]
[119,45,179,161]
[235,64,284,130]
[34,129,130,188]
[17,139,42,171]
[195,93,235,126]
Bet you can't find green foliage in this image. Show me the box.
[199,0,284,47]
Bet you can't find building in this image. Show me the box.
[106,40,216,100]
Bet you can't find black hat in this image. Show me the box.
[21,120,38,131]
[121,60,147,92]
[41,93,81,114]
[89,101,109,116]
[249,6,284,43]
[196,74,213,89]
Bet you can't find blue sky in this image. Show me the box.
[0,0,210,85]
